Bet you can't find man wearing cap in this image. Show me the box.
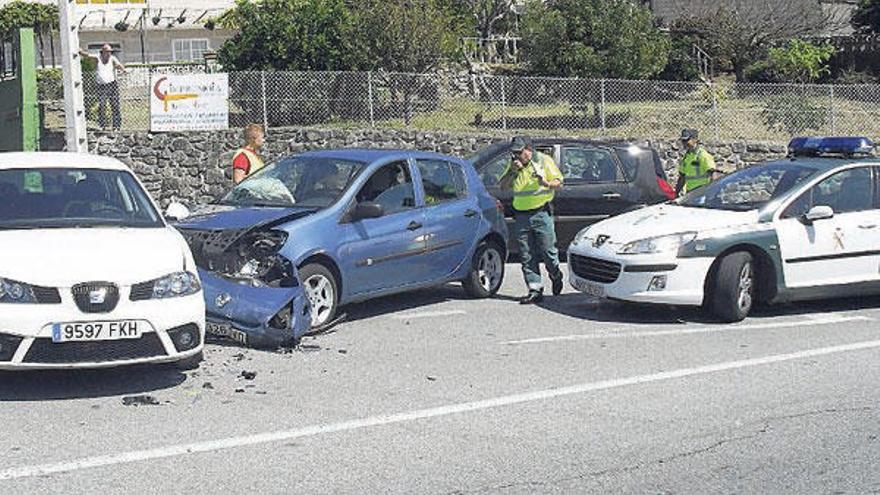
[675,128,717,196]
[499,137,565,304]
[80,44,127,130]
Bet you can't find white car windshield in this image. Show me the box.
[680,163,817,211]
[221,157,366,208]
[0,168,163,230]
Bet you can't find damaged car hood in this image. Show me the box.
[175,204,317,231]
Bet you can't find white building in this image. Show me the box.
[2,0,237,65]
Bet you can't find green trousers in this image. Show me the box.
[514,209,562,291]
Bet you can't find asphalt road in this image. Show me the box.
[2,262,880,494]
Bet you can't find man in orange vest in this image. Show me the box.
[232,124,266,184]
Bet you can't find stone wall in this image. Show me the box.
[88,127,789,207]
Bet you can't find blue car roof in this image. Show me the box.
[295,149,459,163]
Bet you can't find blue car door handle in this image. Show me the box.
[464,209,478,218]
[407,221,423,231]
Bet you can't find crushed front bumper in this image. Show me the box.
[200,269,311,348]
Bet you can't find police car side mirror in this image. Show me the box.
[802,205,834,224]
[165,202,190,221]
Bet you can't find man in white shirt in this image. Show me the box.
[80,44,127,130]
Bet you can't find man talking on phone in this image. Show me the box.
[498,136,564,304]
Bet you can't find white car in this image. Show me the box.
[568,136,880,322]
[0,152,205,369]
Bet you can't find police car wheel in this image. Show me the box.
[710,252,754,323]
[174,351,203,371]
[463,242,505,298]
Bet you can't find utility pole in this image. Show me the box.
[58,0,87,152]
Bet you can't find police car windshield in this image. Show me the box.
[679,163,817,211]
[0,168,163,230]
[221,157,366,209]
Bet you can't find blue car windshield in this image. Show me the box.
[0,168,163,230]
[221,157,366,208]
[679,163,817,211]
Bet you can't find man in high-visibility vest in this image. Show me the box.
[499,136,564,304]
[232,123,266,184]
[675,128,717,196]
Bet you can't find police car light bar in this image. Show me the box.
[788,136,875,157]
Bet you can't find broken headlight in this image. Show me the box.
[0,277,38,304]
[142,272,201,299]
[183,228,296,287]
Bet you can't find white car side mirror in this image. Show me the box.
[804,205,834,222]
[165,202,191,221]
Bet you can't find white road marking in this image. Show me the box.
[3,339,880,481]
[390,310,467,320]
[502,315,873,345]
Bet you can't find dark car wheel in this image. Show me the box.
[709,252,754,323]
[174,351,203,371]
[463,241,505,298]
[300,263,339,328]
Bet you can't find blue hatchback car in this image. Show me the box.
[172,149,508,346]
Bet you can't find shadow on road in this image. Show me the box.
[340,283,519,325]
[533,292,880,325]
[0,365,188,402]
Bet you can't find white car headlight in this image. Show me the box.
[150,272,201,299]
[0,277,38,304]
[572,226,592,246]
[617,232,697,255]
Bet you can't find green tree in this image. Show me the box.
[350,0,464,73]
[520,0,669,79]
[350,0,465,124]
[669,1,838,82]
[216,0,357,71]
[853,0,880,33]
[0,1,57,38]
[767,39,835,83]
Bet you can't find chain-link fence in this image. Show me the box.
[40,67,880,142]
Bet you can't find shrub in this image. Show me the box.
[761,94,828,134]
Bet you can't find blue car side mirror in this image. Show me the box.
[352,202,384,221]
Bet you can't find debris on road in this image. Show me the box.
[426,376,437,382]
[203,382,215,390]
[122,395,161,406]
[241,371,257,380]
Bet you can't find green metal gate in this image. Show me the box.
[0,28,39,152]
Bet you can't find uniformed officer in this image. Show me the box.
[499,137,564,304]
[675,128,717,196]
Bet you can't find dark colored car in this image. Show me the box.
[468,139,675,253]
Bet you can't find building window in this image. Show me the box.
[172,39,209,63]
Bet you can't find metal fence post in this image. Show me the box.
[600,79,606,133]
[260,71,269,132]
[711,81,719,140]
[367,71,375,128]
[829,84,836,135]
[500,76,507,131]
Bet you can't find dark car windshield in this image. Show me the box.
[221,156,366,208]
[680,163,818,211]
[0,168,163,230]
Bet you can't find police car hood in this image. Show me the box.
[588,204,760,245]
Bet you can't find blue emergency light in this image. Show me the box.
[788,136,875,157]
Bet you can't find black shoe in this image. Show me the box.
[519,290,544,304]
[551,275,564,296]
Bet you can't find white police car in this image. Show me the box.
[568,137,880,321]
[0,153,205,369]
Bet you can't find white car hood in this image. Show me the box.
[0,227,188,287]
[586,204,760,246]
